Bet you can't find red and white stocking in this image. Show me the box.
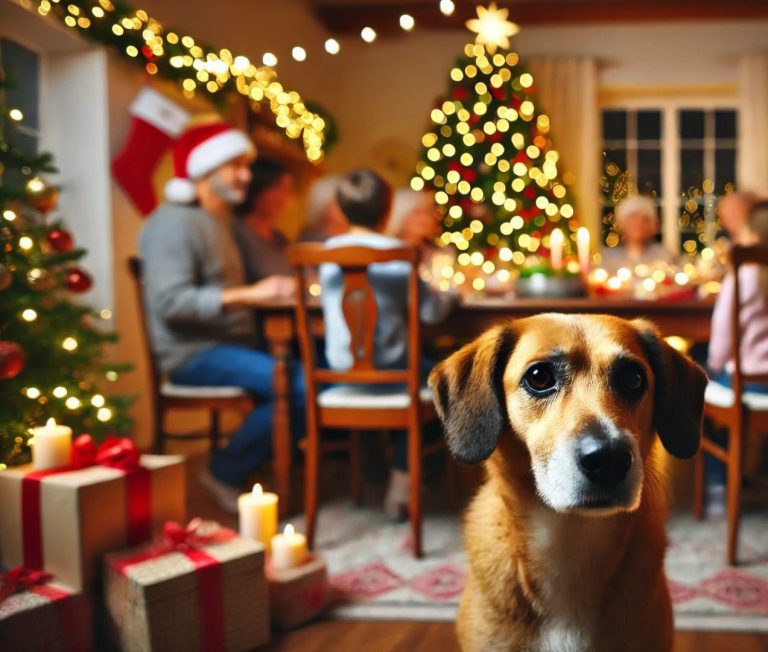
[111,87,189,216]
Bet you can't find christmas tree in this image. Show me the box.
[413,37,581,288]
[0,77,131,466]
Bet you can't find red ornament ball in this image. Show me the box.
[0,341,25,380]
[65,267,93,293]
[47,228,74,253]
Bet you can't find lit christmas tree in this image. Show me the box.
[0,78,131,466]
[412,5,581,290]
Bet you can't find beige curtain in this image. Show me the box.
[738,54,768,193]
[528,57,601,241]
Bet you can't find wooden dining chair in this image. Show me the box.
[694,244,768,564]
[288,243,444,558]
[127,257,253,453]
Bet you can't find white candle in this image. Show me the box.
[270,523,307,570]
[238,483,278,550]
[550,228,564,271]
[576,227,591,277]
[30,418,72,470]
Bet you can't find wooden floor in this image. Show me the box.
[271,620,768,651]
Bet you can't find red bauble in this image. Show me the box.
[452,86,470,101]
[0,341,25,380]
[463,168,477,183]
[491,86,506,101]
[65,267,93,293]
[47,228,74,253]
[524,186,538,200]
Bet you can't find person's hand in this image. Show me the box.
[251,275,295,301]
[221,275,295,308]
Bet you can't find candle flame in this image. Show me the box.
[284,524,294,536]
[252,483,263,497]
[550,228,563,245]
[46,418,57,427]
[577,227,590,243]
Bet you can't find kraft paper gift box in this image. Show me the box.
[267,553,330,629]
[0,448,186,591]
[0,568,92,651]
[104,520,270,652]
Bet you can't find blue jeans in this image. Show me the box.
[709,369,768,394]
[170,345,305,486]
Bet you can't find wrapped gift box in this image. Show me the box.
[0,453,185,591]
[267,553,330,629]
[0,570,92,651]
[104,521,269,652]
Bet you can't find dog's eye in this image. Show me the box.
[615,363,647,397]
[523,363,557,395]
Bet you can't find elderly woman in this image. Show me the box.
[298,175,349,243]
[601,195,675,274]
[385,188,441,251]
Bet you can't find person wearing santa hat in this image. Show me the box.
[139,122,305,513]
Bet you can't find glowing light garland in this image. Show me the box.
[33,0,326,162]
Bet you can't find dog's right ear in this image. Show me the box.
[428,323,517,464]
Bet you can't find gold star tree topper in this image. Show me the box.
[465,2,520,54]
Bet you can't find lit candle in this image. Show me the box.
[238,483,278,550]
[30,418,72,470]
[576,227,591,277]
[550,228,564,271]
[270,523,308,570]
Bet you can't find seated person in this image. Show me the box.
[140,124,302,514]
[602,195,675,274]
[717,191,758,244]
[298,175,349,242]
[385,188,442,253]
[708,200,768,479]
[320,169,454,519]
[232,158,294,282]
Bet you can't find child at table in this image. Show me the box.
[321,168,455,519]
[707,199,768,485]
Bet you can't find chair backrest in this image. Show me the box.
[730,244,768,398]
[288,243,422,403]
[126,256,162,393]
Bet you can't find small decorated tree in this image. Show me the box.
[0,78,131,466]
[413,28,581,289]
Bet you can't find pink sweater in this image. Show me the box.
[708,265,768,375]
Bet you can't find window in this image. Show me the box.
[0,39,40,156]
[601,101,738,256]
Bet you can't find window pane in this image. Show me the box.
[680,110,705,139]
[680,148,704,191]
[715,148,736,193]
[715,110,737,139]
[602,110,626,140]
[637,149,661,195]
[0,39,39,131]
[603,148,627,172]
[637,110,661,140]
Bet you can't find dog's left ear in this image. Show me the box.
[632,319,708,459]
[428,323,517,464]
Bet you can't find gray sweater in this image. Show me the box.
[320,233,454,370]
[139,203,255,374]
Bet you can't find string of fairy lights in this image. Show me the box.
[33,0,327,162]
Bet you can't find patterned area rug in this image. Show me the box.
[291,503,768,632]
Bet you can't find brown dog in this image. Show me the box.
[428,314,707,652]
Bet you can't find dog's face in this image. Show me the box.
[428,314,707,515]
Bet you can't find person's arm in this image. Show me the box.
[707,271,735,372]
[141,216,224,325]
[221,276,295,310]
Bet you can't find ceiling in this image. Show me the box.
[306,0,768,35]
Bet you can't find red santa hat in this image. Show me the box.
[164,122,256,203]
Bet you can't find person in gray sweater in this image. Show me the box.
[139,122,303,513]
[321,169,455,519]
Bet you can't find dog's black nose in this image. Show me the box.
[576,435,633,487]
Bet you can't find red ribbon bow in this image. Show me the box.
[70,434,140,470]
[0,566,53,605]
[155,519,235,554]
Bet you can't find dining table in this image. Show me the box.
[255,294,715,516]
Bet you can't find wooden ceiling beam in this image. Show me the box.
[311,1,768,35]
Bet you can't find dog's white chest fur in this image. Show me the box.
[523,507,619,651]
